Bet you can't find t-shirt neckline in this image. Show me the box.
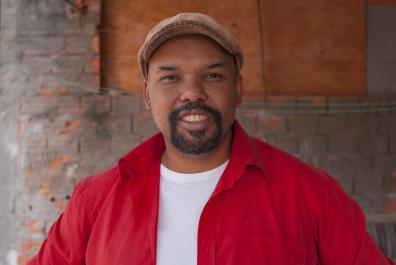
[160,160,229,183]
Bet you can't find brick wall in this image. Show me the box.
[0,0,106,263]
[0,1,395,264]
[237,97,396,221]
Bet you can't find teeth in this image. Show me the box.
[182,114,207,122]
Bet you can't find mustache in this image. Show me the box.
[170,102,219,118]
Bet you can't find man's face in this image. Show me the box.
[144,35,243,155]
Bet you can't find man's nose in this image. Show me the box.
[179,78,208,102]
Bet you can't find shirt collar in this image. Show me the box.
[229,121,267,174]
[118,132,165,180]
[118,120,267,181]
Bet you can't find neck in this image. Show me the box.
[161,129,233,173]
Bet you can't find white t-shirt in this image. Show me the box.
[156,161,229,265]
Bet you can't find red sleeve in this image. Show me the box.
[27,177,94,265]
[315,171,394,265]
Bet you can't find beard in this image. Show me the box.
[168,102,222,155]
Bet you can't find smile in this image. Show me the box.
[182,114,208,122]
[178,111,211,131]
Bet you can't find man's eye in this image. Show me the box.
[160,75,178,81]
[206,73,222,80]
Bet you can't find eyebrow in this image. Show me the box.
[156,62,225,72]
[207,62,225,69]
[157,65,177,72]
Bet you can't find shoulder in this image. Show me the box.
[79,165,121,194]
[251,138,364,235]
[252,137,338,187]
[250,137,353,209]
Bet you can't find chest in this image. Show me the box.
[85,170,316,265]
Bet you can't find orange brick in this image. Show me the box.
[57,85,69,94]
[49,155,70,169]
[37,87,52,96]
[55,196,66,210]
[92,55,100,74]
[385,197,396,213]
[18,239,42,265]
[39,179,51,199]
[56,119,81,135]
[25,220,45,234]
[91,33,100,54]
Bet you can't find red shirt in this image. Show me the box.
[28,121,393,265]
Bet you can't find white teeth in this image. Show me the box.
[182,114,207,122]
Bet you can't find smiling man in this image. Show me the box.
[28,13,394,265]
[144,34,242,173]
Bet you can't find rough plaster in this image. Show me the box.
[6,249,18,265]
[0,0,23,263]
[0,110,18,265]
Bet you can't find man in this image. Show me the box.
[29,12,394,265]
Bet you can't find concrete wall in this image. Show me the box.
[1,0,25,263]
[0,1,395,264]
[237,97,396,221]
[367,6,396,95]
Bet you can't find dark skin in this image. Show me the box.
[144,35,244,173]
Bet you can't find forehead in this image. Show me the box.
[148,35,235,69]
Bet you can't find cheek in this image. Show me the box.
[222,106,237,125]
[219,97,238,126]
[151,105,166,125]
[148,99,172,131]
[215,91,238,112]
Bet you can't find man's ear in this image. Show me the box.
[143,81,151,110]
[236,74,244,107]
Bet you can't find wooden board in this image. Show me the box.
[259,0,366,95]
[101,0,264,97]
[102,0,367,96]
[367,0,396,5]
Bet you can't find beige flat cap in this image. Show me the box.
[138,12,244,79]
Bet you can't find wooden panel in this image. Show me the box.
[368,0,396,5]
[259,0,366,95]
[101,0,264,96]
